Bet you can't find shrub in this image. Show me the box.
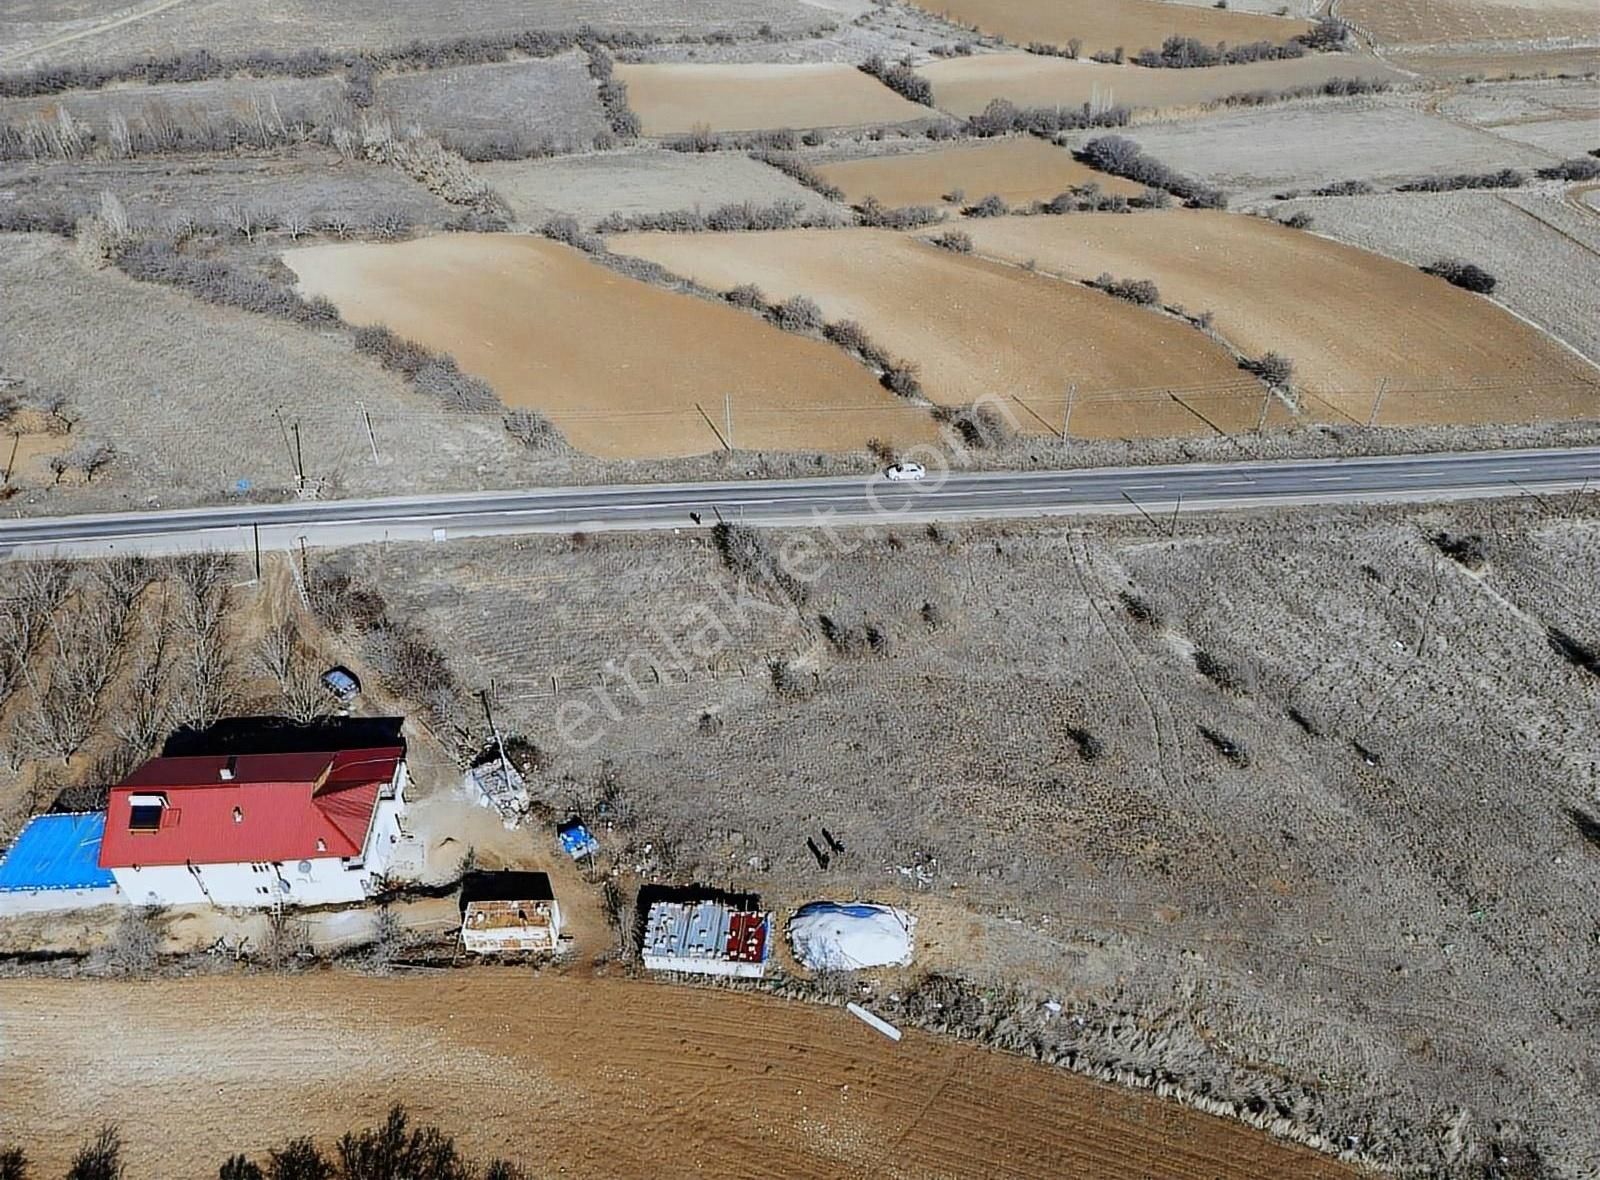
[856,197,943,229]
[1309,179,1374,196]
[933,402,1011,448]
[115,239,339,326]
[220,1156,265,1180]
[967,98,1129,137]
[1536,156,1600,181]
[1134,35,1304,68]
[823,319,892,368]
[503,408,563,450]
[751,150,846,202]
[266,1139,332,1180]
[1282,211,1314,229]
[414,356,499,412]
[861,54,934,106]
[725,283,768,311]
[1194,649,1252,693]
[1430,531,1487,570]
[881,363,924,399]
[1396,168,1525,192]
[1295,17,1350,50]
[1199,726,1251,767]
[66,1128,123,1180]
[770,294,825,334]
[964,193,1008,218]
[1091,273,1161,305]
[1065,726,1105,761]
[0,1147,27,1180]
[931,230,974,253]
[1241,351,1294,386]
[538,215,603,253]
[1422,258,1496,293]
[1077,135,1225,207]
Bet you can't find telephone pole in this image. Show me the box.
[1366,378,1389,428]
[724,393,734,452]
[1060,383,1077,440]
[291,420,306,493]
[359,402,378,462]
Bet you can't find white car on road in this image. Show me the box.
[883,462,926,482]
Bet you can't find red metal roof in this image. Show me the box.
[97,747,403,869]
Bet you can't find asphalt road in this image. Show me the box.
[1,446,1596,558]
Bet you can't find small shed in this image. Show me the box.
[458,870,561,954]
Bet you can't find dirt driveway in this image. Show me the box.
[0,972,1356,1179]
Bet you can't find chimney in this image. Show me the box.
[220,755,237,782]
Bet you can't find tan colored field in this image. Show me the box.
[1341,0,1598,49]
[816,136,1145,206]
[284,234,935,459]
[609,227,1280,439]
[957,212,1600,425]
[917,0,1310,56]
[920,51,1407,117]
[615,63,932,135]
[0,974,1356,1179]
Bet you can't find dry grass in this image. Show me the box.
[608,226,1267,438]
[1270,185,1600,364]
[284,233,937,458]
[0,232,581,512]
[958,210,1600,424]
[480,147,840,228]
[616,63,933,135]
[1091,104,1561,197]
[816,136,1144,206]
[374,54,607,158]
[918,51,1406,117]
[1341,0,1598,49]
[1,0,814,68]
[311,494,1600,1176]
[911,0,1311,57]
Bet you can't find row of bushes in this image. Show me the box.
[1396,168,1526,192]
[1423,258,1496,293]
[591,199,840,233]
[722,284,925,399]
[1133,35,1305,69]
[1538,156,1600,181]
[860,54,934,107]
[1217,74,1391,109]
[750,150,846,202]
[1089,273,1162,305]
[967,98,1131,137]
[581,38,641,140]
[0,97,323,162]
[351,326,501,412]
[1076,135,1226,208]
[115,238,341,327]
[855,197,943,228]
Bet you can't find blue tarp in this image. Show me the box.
[557,820,599,860]
[0,813,115,892]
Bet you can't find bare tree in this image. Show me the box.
[256,617,330,724]
[18,594,126,763]
[115,588,174,752]
[281,209,311,239]
[170,553,236,730]
[97,190,130,240]
[106,110,134,159]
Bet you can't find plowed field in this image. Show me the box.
[957,211,1600,425]
[816,137,1144,207]
[919,52,1405,117]
[609,227,1279,439]
[0,974,1359,1179]
[283,234,936,459]
[913,0,1310,57]
[616,63,932,135]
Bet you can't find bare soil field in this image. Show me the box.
[1097,103,1563,197]
[911,0,1309,57]
[312,496,1600,1176]
[374,54,607,158]
[816,136,1144,206]
[480,148,841,228]
[956,210,1600,424]
[0,0,816,69]
[0,232,582,512]
[616,62,934,135]
[1271,185,1600,363]
[0,974,1356,1180]
[1437,76,1599,125]
[1340,0,1598,53]
[919,51,1407,117]
[1387,46,1600,79]
[284,233,935,458]
[609,226,1270,438]
[0,145,456,231]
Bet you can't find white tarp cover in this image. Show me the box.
[790,902,915,970]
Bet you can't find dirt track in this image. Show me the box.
[0,973,1357,1179]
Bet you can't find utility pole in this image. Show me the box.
[479,684,509,783]
[1367,378,1389,428]
[292,420,305,493]
[1168,492,1182,536]
[252,522,262,582]
[1255,387,1273,434]
[1061,383,1077,440]
[724,393,734,452]
[359,402,378,463]
[3,435,17,486]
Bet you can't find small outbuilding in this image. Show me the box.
[641,899,772,978]
[459,870,562,954]
[789,902,915,971]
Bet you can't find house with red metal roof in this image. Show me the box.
[98,746,410,909]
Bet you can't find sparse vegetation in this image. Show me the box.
[931,230,974,253]
[855,198,944,229]
[1537,157,1600,181]
[1240,351,1294,386]
[1134,36,1306,68]
[967,99,1129,137]
[860,54,934,107]
[1090,274,1161,306]
[1076,136,1226,208]
[1396,169,1526,192]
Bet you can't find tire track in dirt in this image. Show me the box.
[0,0,195,65]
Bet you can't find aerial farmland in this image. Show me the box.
[0,0,1597,1176]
